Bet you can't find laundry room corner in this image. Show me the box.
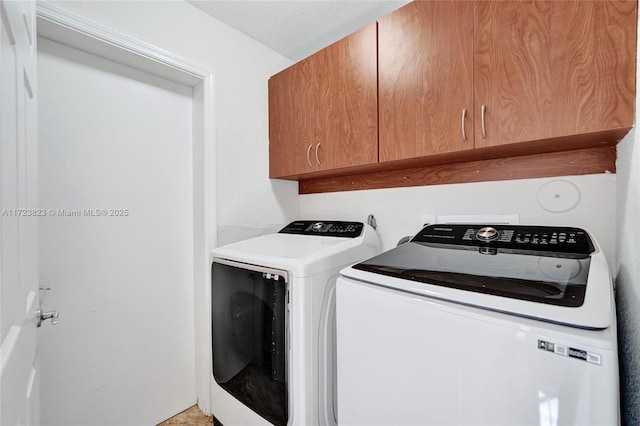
[614,15,640,422]
[24,0,640,424]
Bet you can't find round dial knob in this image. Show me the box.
[476,227,499,241]
[312,222,325,231]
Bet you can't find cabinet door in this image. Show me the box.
[474,0,636,149]
[378,1,474,162]
[269,58,315,178]
[314,22,378,171]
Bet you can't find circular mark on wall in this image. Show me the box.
[536,180,581,213]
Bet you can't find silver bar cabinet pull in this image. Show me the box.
[461,108,467,141]
[315,143,321,166]
[481,104,487,139]
[306,144,313,167]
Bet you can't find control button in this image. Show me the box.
[498,230,514,243]
[476,227,499,241]
[462,229,475,240]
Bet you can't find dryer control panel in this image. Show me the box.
[279,221,364,238]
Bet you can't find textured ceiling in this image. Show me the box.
[186,0,410,62]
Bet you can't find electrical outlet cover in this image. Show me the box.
[436,214,520,225]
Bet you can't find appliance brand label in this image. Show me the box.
[568,347,587,361]
[538,339,601,365]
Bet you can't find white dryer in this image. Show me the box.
[337,224,619,425]
[210,220,380,426]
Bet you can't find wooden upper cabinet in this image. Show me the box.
[378,1,474,163]
[474,0,637,149]
[269,22,377,178]
[314,22,378,171]
[270,0,636,189]
[269,58,315,178]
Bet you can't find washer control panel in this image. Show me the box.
[279,221,364,238]
[412,224,595,256]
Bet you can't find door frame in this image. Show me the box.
[35,2,216,415]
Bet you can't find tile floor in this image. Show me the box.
[157,405,214,425]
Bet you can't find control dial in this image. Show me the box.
[312,222,325,231]
[476,227,499,241]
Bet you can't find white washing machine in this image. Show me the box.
[337,224,619,425]
[210,220,380,426]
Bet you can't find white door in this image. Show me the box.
[37,38,196,425]
[0,0,42,425]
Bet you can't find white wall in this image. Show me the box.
[48,0,298,246]
[614,15,640,425]
[300,174,617,267]
[616,131,639,426]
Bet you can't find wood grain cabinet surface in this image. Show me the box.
[269,23,377,179]
[269,0,637,191]
[378,0,474,162]
[269,57,315,178]
[474,0,636,150]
